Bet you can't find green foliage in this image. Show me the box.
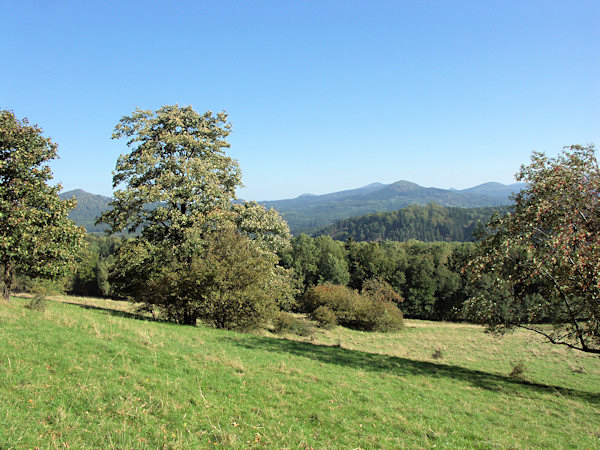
[509,360,527,379]
[345,240,396,291]
[68,235,121,297]
[310,305,338,329]
[24,294,47,312]
[431,348,444,360]
[364,298,404,332]
[316,203,507,242]
[272,311,313,336]
[345,239,471,320]
[313,236,350,286]
[0,110,85,301]
[112,229,285,330]
[98,105,242,239]
[284,234,350,291]
[304,284,403,332]
[361,278,403,306]
[11,274,68,296]
[286,235,477,321]
[303,284,360,317]
[186,229,284,330]
[234,201,292,255]
[99,105,293,328]
[465,145,600,354]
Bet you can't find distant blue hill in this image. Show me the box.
[59,189,112,233]
[60,181,524,234]
[262,180,524,233]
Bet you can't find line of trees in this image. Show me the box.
[283,235,477,320]
[53,233,479,322]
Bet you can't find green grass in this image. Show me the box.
[1,295,599,448]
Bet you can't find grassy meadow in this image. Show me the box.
[1,295,599,448]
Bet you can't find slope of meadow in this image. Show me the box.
[1,296,599,448]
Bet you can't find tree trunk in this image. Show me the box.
[2,262,13,302]
[182,309,196,326]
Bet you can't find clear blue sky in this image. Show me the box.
[2,1,598,200]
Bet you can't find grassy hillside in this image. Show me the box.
[1,295,599,448]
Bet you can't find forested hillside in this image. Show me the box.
[60,182,521,235]
[315,203,509,242]
[263,180,523,233]
[59,189,111,232]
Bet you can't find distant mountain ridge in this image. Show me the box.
[59,189,112,233]
[262,180,524,233]
[458,182,524,198]
[60,180,524,234]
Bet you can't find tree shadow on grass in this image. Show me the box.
[52,299,160,322]
[226,335,600,405]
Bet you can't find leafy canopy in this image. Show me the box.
[0,110,85,300]
[100,105,294,328]
[99,105,242,242]
[465,145,600,354]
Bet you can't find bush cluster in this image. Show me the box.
[272,312,312,336]
[284,235,480,321]
[311,305,337,329]
[304,283,403,332]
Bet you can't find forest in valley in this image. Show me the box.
[314,203,509,242]
[3,3,599,447]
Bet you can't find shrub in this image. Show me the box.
[310,305,337,329]
[303,283,403,332]
[304,284,362,317]
[110,229,287,331]
[431,348,444,359]
[24,294,47,312]
[363,299,404,332]
[272,312,312,336]
[361,278,404,306]
[509,360,527,378]
[24,284,50,312]
[13,275,67,296]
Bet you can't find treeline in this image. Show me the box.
[13,231,554,326]
[14,234,121,298]
[282,234,480,320]
[315,203,509,242]
[15,233,476,322]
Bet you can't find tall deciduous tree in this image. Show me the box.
[465,145,600,354]
[99,105,293,327]
[99,105,242,243]
[0,111,85,301]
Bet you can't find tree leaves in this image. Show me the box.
[0,111,85,300]
[465,145,600,354]
[100,105,294,327]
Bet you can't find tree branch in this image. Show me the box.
[516,325,600,354]
[536,266,589,352]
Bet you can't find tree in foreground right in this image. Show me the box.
[465,145,600,354]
